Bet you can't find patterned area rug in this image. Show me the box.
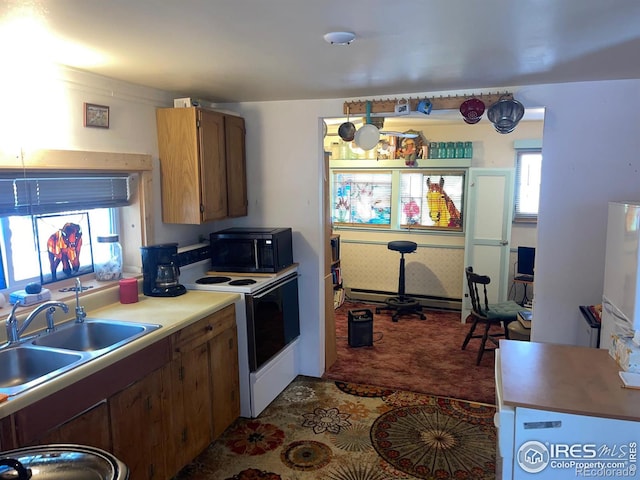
[174,376,496,480]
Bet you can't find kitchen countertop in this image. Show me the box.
[0,288,240,417]
[500,339,640,422]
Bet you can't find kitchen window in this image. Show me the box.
[0,149,153,298]
[514,148,542,223]
[0,208,116,291]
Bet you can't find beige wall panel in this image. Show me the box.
[340,242,463,299]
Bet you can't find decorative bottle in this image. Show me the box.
[95,234,123,281]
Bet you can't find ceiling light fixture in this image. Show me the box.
[324,31,356,45]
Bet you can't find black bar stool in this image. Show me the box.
[376,241,426,322]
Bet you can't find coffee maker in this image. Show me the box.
[141,243,186,297]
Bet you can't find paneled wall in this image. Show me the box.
[340,239,533,309]
[341,240,463,306]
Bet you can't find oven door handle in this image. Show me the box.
[253,273,299,299]
[253,239,259,270]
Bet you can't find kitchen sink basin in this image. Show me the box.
[0,319,161,398]
[0,345,88,397]
[31,319,161,352]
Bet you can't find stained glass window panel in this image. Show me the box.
[400,171,465,230]
[332,171,392,226]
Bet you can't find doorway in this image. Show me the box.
[321,109,544,372]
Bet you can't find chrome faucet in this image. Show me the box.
[75,277,86,323]
[6,300,69,345]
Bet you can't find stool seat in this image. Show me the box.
[388,241,417,254]
[376,240,425,322]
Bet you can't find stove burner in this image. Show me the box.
[228,279,257,286]
[196,276,232,285]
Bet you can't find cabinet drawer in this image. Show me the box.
[171,304,235,354]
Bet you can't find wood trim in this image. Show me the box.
[3,149,152,171]
[344,92,513,115]
[138,170,155,246]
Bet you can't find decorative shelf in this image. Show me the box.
[343,92,513,115]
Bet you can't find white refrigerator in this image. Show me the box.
[600,201,640,351]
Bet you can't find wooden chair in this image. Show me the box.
[462,266,522,365]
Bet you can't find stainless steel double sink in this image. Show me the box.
[0,319,161,397]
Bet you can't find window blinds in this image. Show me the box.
[0,173,131,216]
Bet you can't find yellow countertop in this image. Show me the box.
[0,288,240,417]
[500,339,640,422]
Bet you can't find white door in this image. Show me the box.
[462,168,515,321]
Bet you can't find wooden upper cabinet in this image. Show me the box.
[224,113,248,218]
[156,107,247,224]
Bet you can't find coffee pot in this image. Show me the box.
[141,243,186,297]
[155,263,180,288]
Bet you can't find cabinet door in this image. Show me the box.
[156,107,203,224]
[209,324,240,439]
[163,343,213,477]
[224,114,248,217]
[34,401,111,452]
[198,109,228,222]
[110,369,166,480]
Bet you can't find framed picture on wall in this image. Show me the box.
[84,103,110,128]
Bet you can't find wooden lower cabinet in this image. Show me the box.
[209,321,240,438]
[163,303,240,477]
[110,368,166,480]
[0,305,240,480]
[163,342,213,476]
[35,401,111,452]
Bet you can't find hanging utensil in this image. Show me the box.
[338,106,356,142]
[354,101,380,151]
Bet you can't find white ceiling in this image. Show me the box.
[2,0,640,103]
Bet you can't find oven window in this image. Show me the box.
[249,275,300,371]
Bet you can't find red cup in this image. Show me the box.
[119,278,139,304]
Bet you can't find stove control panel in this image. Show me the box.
[177,244,211,267]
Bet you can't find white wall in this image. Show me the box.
[521,80,640,345]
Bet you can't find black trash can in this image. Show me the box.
[348,309,373,347]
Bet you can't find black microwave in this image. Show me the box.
[209,227,294,273]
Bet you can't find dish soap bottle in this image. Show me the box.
[95,234,123,281]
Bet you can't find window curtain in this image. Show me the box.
[0,173,131,216]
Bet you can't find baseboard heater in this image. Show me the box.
[346,287,461,312]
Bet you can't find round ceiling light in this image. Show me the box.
[324,31,356,45]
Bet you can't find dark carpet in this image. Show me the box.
[323,301,497,405]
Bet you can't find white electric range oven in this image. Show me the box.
[178,244,300,418]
